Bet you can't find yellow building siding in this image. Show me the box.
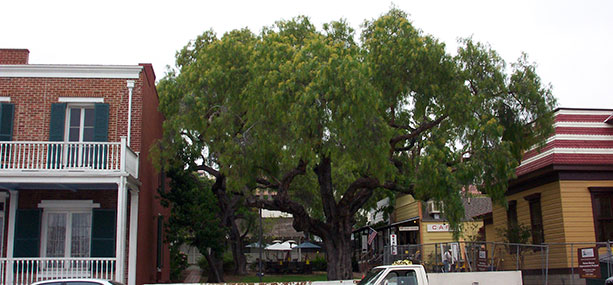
[558,180,613,243]
[395,194,420,222]
[491,181,566,269]
[490,180,613,270]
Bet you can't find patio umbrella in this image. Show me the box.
[295,241,321,261]
[295,241,321,249]
[265,242,295,250]
[266,242,295,260]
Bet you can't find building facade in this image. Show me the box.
[0,49,170,284]
[354,193,489,272]
[486,108,613,283]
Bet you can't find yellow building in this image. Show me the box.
[354,192,490,272]
[485,108,613,284]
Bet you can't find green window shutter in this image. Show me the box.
[49,103,67,142]
[91,209,116,257]
[14,209,41,257]
[48,103,66,168]
[93,103,109,142]
[0,103,15,141]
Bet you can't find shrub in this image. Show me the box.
[198,250,236,274]
[170,245,188,282]
[311,255,327,271]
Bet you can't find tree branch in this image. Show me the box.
[314,155,337,223]
[196,164,221,178]
[390,114,448,147]
[279,159,307,194]
[256,178,279,189]
[246,195,330,236]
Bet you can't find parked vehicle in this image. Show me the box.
[32,279,124,285]
[358,264,429,285]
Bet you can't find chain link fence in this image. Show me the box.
[384,242,548,284]
[379,241,613,285]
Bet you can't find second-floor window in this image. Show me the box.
[67,107,95,142]
[49,103,109,169]
[49,103,109,142]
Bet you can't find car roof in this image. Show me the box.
[32,279,120,285]
[373,264,424,270]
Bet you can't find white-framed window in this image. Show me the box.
[39,200,100,258]
[65,105,95,142]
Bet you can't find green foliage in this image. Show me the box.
[198,251,236,274]
[158,6,556,251]
[159,166,226,260]
[497,222,532,244]
[169,244,188,282]
[311,254,328,271]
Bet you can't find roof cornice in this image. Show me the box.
[0,64,143,79]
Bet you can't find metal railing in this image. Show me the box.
[0,138,138,177]
[381,242,549,284]
[545,242,613,285]
[0,257,117,285]
[375,241,613,285]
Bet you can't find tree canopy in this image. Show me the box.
[157,8,556,279]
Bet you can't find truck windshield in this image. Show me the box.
[358,268,385,285]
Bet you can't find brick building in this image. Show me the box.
[0,49,170,284]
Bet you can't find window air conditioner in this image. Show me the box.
[428,201,441,214]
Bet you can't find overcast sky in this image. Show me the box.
[1,0,611,109]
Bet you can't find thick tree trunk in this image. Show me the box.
[211,174,248,275]
[323,228,354,280]
[250,157,382,281]
[229,219,248,275]
[203,250,224,283]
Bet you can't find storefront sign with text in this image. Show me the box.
[399,226,419,231]
[426,224,450,232]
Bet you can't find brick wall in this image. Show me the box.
[135,63,171,283]
[0,49,29,64]
[0,75,145,152]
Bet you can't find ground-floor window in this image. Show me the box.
[44,212,92,257]
[39,200,99,258]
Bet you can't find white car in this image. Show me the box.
[358,264,429,285]
[32,279,124,285]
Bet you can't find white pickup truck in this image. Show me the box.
[357,265,429,285]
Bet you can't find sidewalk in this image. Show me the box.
[183,265,203,283]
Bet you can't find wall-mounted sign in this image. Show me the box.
[426,224,450,232]
[477,249,488,271]
[578,247,600,279]
[399,226,419,231]
[390,234,397,255]
[390,234,397,246]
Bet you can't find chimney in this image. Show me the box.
[0,49,30,64]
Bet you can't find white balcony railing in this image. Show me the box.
[0,257,117,285]
[0,138,138,178]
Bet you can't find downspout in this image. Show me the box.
[126,80,135,147]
